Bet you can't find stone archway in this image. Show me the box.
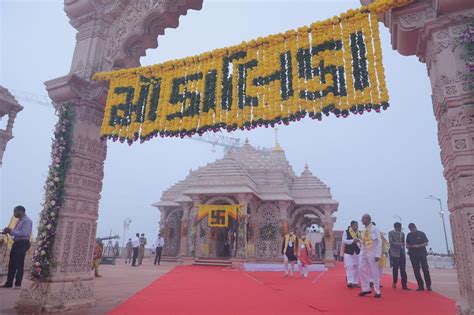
[15,0,474,314]
[289,206,325,233]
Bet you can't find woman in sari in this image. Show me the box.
[298,234,314,278]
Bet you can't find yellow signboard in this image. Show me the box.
[197,205,241,227]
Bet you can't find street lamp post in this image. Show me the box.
[426,195,450,255]
[122,218,132,248]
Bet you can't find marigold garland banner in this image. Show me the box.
[197,205,242,227]
[94,0,413,144]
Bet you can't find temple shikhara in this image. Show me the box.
[153,140,338,263]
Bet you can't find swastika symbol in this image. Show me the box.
[210,209,226,225]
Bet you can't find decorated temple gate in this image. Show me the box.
[13,0,474,314]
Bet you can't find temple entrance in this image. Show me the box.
[209,217,237,258]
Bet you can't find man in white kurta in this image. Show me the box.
[359,214,382,298]
[342,221,361,288]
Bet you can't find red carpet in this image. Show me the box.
[109,264,455,315]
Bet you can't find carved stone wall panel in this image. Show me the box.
[57,220,74,273]
[71,135,107,162]
[101,0,202,70]
[163,210,181,256]
[255,203,281,259]
[71,222,93,273]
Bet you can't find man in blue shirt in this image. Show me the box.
[1,205,32,289]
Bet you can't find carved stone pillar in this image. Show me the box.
[322,216,335,261]
[188,196,202,258]
[236,194,252,259]
[17,74,107,311]
[364,0,473,313]
[178,203,192,257]
[15,0,203,311]
[431,26,474,315]
[277,200,291,235]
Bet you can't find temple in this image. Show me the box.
[152,140,338,264]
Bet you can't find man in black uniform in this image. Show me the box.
[406,223,432,291]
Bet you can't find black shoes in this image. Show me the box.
[359,291,372,297]
[427,287,432,291]
[416,287,424,291]
[0,284,12,288]
[402,286,411,291]
[347,284,354,288]
[374,293,382,298]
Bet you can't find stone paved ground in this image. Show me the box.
[0,258,177,315]
[384,266,460,301]
[0,261,460,314]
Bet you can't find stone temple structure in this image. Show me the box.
[0,85,23,167]
[152,141,338,263]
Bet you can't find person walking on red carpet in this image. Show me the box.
[342,221,361,288]
[358,214,382,298]
[388,222,410,290]
[297,234,313,278]
[282,230,298,277]
[406,223,432,291]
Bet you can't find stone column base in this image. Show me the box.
[457,302,474,315]
[16,278,95,313]
[230,258,246,269]
[178,256,195,265]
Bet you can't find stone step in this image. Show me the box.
[193,257,232,267]
[193,261,232,267]
[160,256,179,262]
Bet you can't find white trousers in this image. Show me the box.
[343,253,359,284]
[359,253,380,294]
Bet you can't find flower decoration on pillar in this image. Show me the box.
[31,104,74,280]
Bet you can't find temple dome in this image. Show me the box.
[155,142,337,206]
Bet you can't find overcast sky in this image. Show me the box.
[0,0,452,252]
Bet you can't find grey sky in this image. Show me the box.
[0,0,451,252]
